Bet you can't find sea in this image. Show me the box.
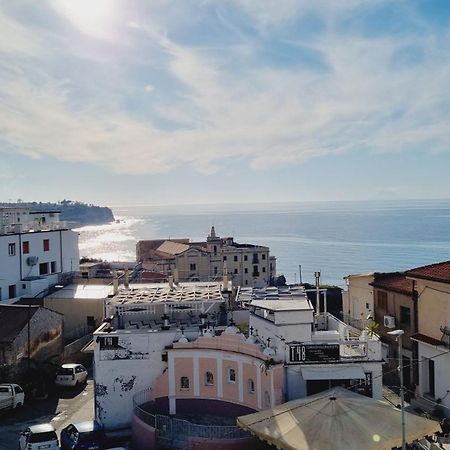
[76,199,450,288]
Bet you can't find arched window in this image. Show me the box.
[180,376,190,390]
[205,371,214,386]
[264,391,271,408]
[227,368,236,383]
[248,379,255,394]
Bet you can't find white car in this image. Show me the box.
[0,383,25,411]
[55,363,88,387]
[19,423,60,450]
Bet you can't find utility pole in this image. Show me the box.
[314,271,321,314]
[388,329,406,450]
[299,265,302,285]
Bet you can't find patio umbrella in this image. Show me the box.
[237,387,439,450]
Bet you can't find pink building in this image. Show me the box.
[151,330,284,416]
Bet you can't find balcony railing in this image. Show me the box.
[133,389,249,445]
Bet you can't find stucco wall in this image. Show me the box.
[342,274,374,321]
[131,415,157,450]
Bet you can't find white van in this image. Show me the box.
[0,383,25,411]
[19,423,60,450]
[55,363,88,387]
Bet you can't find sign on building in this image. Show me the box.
[289,344,340,363]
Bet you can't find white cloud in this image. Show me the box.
[0,2,449,177]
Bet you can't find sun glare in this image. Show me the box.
[53,0,117,39]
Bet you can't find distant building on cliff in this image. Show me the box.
[0,205,79,302]
[136,227,276,288]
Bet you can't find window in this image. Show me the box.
[244,268,248,274]
[43,239,50,252]
[39,262,49,275]
[22,241,30,254]
[180,376,190,390]
[227,368,236,383]
[245,280,248,285]
[262,267,266,273]
[234,255,238,262]
[8,285,16,299]
[377,291,387,310]
[244,255,248,261]
[213,245,217,255]
[8,243,15,256]
[248,379,255,393]
[51,261,57,273]
[87,316,96,327]
[366,303,370,309]
[400,306,411,325]
[190,263,196,271]
[253,265,259,277]
[22,283,26,290]
[234,268,238,274]
[205,371,214,386]
[262,254,266,260]
[223,256,227,261]
[214,266,218,274]
[428,360,435,397]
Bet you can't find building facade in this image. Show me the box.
[136,227,276,288]
[0,206,79,302]
[407,261,450,418]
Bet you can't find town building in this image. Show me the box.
[342,272,376,329]
[0,304,63,382]
[406,261,450,418]
[0,206,79,302]
[239,286,383,401]
[136,227,276,288]
[370,272,417,388]
[92,280,382,450]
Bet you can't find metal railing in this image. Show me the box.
[133,388,249,443]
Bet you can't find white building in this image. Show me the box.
[241,286,383,401]
[0,206,79,302]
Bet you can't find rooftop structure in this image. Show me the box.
[406,260,450,284]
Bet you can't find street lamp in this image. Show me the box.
[388,329,405,450]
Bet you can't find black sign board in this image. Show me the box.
[99,336,120,350]
[289,344,340,363]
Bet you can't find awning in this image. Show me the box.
[301,366,365,380]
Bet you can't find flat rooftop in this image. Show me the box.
[46,284,113,299]
[250,298,312,311]
[108,282,226,305]
[237,285,308,302]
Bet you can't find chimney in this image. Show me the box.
[113,270,119,296]
[124,269,130,289]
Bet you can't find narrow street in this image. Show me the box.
[0,380,94,450]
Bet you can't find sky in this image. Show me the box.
[1,0,450,206]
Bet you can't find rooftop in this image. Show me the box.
[0,305,39,343]
[406,260,450,284]
[250,298,312,311]
[46,284,113,299]
[108,282,226,305]
[370,273,414,296]
[237,285,308,303]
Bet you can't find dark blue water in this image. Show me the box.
[80,199,450,287]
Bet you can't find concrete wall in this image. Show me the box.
[131,415,157,450]
[44,297,104,339]
[0,307,63,381]
[188,436,266,450]
[342,274,374,323]
[415,279,450,341]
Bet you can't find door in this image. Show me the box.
[428,360,435,397]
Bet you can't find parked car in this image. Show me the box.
[55,364,88,387]
[19,423,60,450]
[60,421,106,450]
[0,383,25,411]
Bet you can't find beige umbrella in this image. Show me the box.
[237,387,439,450]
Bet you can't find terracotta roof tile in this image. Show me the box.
[406,261,450,284]
[370,273,414,296]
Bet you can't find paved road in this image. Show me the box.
[0,380,94,450]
